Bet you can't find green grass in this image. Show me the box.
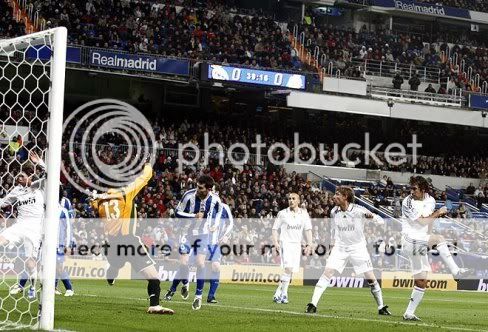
[47,280,488,331]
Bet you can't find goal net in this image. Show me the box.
[0,28,66,330]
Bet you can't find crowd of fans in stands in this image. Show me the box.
[422,0,488,13]
[3,0,488,93]
[296,21,488,93]
[21,0,304,71]
[0,0,25,38]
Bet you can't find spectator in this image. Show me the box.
[392,73,404,89]
[466,183,476,195]
[424,84,436,94]
[409,73,421,91]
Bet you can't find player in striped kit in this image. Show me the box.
[306,186,391,315]
[54,196,76,296]
[206,200,234,303]
[165,175,222,311]
[401,176,470,321]
[272,193,312,304]
[2,151,46,300]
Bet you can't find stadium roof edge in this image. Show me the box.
[287,91,488,128]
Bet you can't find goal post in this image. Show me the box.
[0,27,67,330]
[40,27,67,331]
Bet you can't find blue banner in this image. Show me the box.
[89,50,189,76]
[372,0,471,19]
[26,46,81,64]
[470,94,488,110]
[208,64,306,90]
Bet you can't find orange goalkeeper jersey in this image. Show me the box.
[91,163,152,236]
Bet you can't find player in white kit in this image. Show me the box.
[0,151,45,299]
[401,176,470,321]
[306,186,391,315]
[272,193,312,304]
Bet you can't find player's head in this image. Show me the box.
[17,164,35,187]
[409,176,429,199]
[333,186,355,206]
[196,175,214,199]
[288,193,300,209]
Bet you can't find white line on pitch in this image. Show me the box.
[79,293,487,332]
[229,287,488,304]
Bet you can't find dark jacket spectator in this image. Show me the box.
[392,73,404,89]
[409,74,421,91]
[424,84,436,94]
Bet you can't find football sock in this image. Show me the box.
[148,279,161,306]
[19,272,28,288]
[180,264,189,286]
[170,265,189,292]
[311,276,330,306]
[195,266,205,297]
[208,269,220,299]
[280,274,291,298]
[61,269,73,291]
[369,280,384,309]
[405,286,425,316]
[437,242,460,275]
[274,282,282,298]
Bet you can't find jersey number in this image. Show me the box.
[102,200,121,221]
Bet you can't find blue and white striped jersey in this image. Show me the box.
[176,189,222,235]
[209,203,234,244]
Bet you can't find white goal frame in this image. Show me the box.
[0,27,67,330]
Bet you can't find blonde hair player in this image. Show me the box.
[272,193,313,304]
[305,186,391,316]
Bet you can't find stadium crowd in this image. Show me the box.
[0,0,25,38]
[22,0,303,71]
[3,0,488,93]
[422,0,488,13]
[295,22,488,92]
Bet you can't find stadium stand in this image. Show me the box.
[20,0,302,71]
[421,0,488,13]
[0,0,25,38]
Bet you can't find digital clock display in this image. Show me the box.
[208,64,306,90]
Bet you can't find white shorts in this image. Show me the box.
[0,222,42,258]
[280,242,302,273]
[402,236,431,276]
[325,245,373,275]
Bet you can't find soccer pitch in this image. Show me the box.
[48,280,488,331]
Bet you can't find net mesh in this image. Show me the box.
[0,31,54,330]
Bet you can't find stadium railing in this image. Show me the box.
[350,58,442,84]
[370,86,465,107]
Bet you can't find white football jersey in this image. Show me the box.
[330,204,383,248]
[0,185,45,224]
[272,207,312,243]
[401,193,435,241]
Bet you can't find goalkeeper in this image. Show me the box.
[89,157,173,315]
